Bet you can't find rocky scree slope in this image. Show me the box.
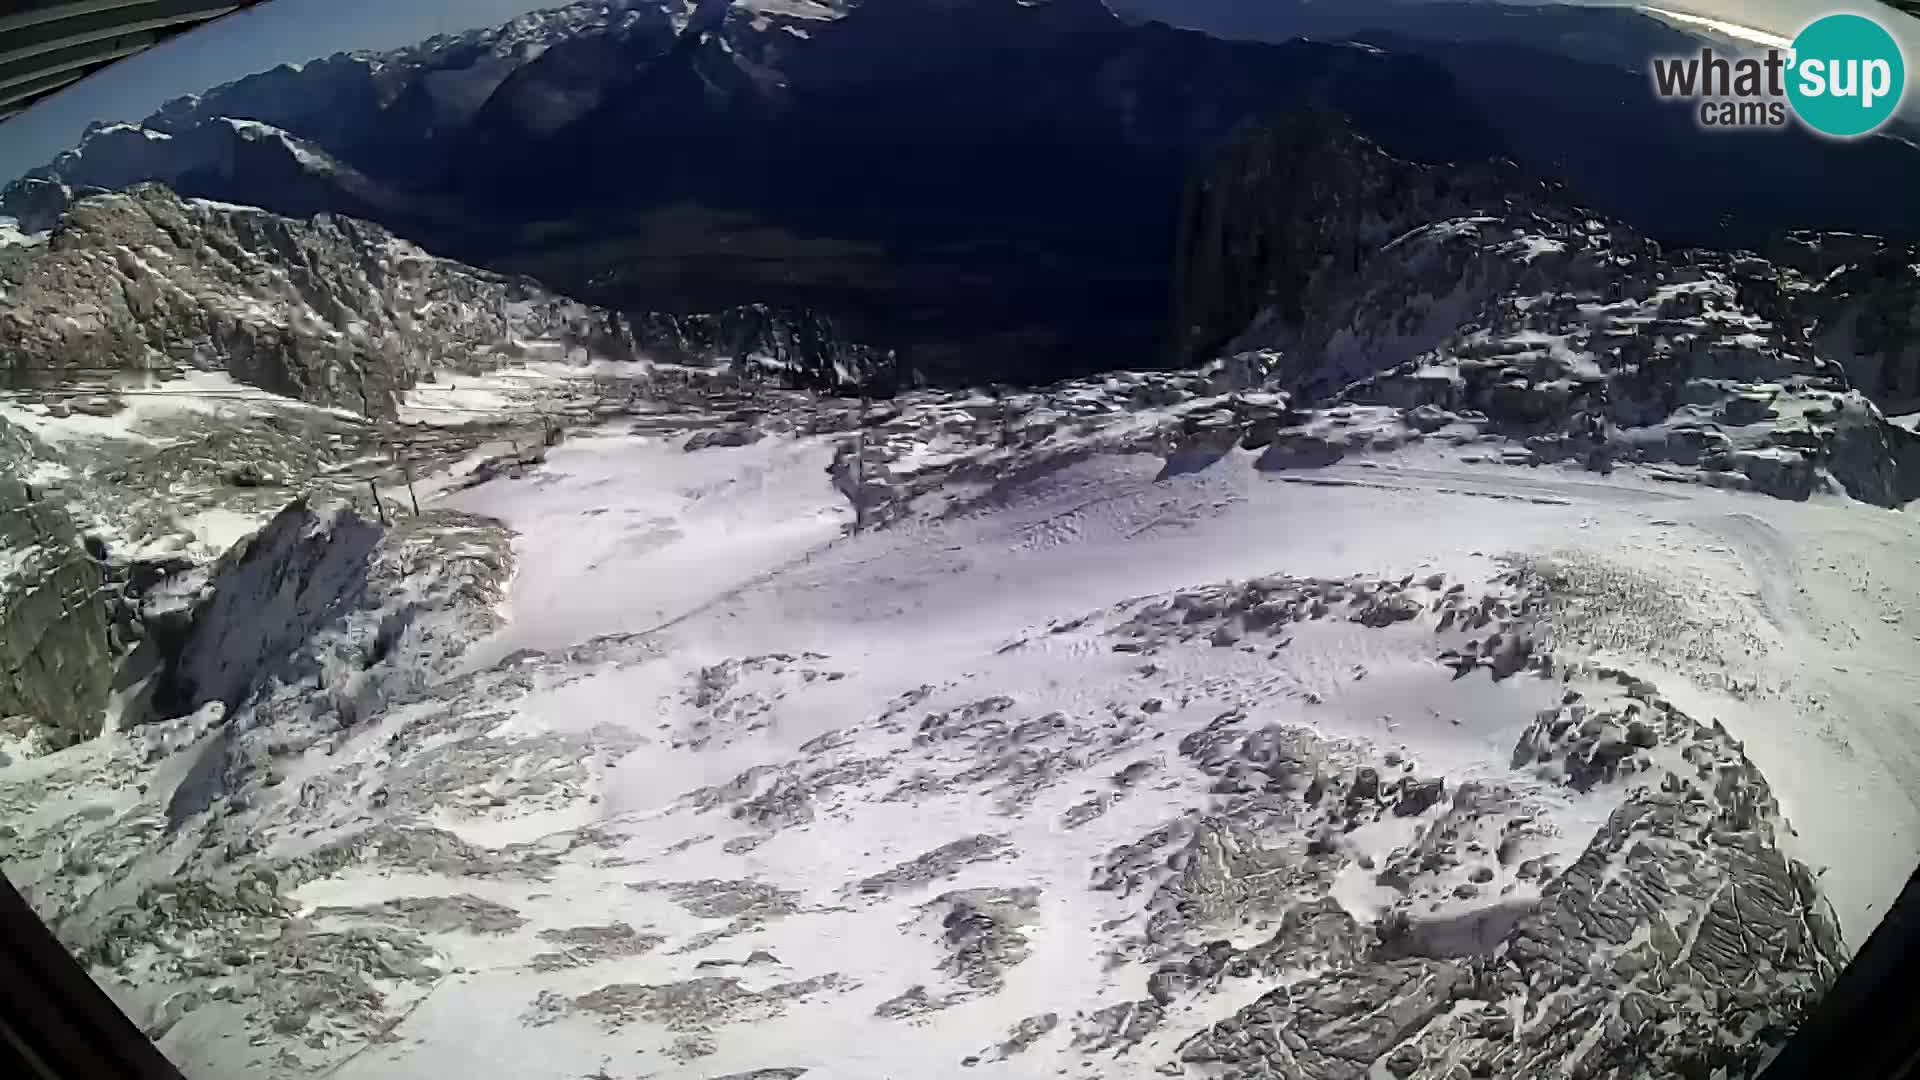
[1174,116,1920,506]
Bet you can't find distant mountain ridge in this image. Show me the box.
[4,0,1498,382]
[1110,0,1920,250]
[8,0,1920,384]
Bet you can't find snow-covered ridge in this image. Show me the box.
[133,0,848,149]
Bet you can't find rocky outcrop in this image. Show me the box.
[631,304,911,396]
[1174,117,1920,506]
[146,499,384,721]
[0,186,632,416]
[1150,599,1844,1079]
[0,420,114,748]
[134,498,514,827]
[1771,233,1920,415]
[2,176,74,233]
[149,499,511,732]
[1172,111,1557,368]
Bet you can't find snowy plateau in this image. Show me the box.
[3,282,1916,1080]
[1,27,1919,1080]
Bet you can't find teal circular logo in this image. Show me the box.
[1786,13,1907,137]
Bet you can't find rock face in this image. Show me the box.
[1172,111,1541,368]
[630,305,910,396]
[1174,117,1920,506]
[1772,232,1920,415]
[0,186,631,417]
[0,420,114,748]
[2,176,74,233]
[145,499,386,721]
[144,499,516,823]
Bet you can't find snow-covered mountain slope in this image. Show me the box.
[12,3,713,214]
[1,74,1917,1080]
[1,353,1915,1080]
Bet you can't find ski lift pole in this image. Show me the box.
[396,446,421,516]
[367,478,390,526]
[854,392,873,535]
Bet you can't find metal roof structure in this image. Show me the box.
[0,0,267,122]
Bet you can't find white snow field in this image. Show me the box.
[117,420,1908,1080]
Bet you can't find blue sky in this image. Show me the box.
[5,1,1916,184]
[2,0,557,184]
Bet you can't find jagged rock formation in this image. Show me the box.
[2,177,72,233]
[2,185,913,411]
[7,499,520,1063]
[1772,232,1920,414]
[630,304,911,396]
[144,499,516,824]
[1177,680,1842,1080]
[0,186,630,417]
[1172,111,1548,367]
[1174,117,1920,506]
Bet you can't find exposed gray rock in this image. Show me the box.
[529,923,667,971]
[649,879,802,922]
[982,1013,1059,1060]
[927,887,1041,993]
[529,973,847,1031]
[1392,777,1446,817]
[0,421,115,746]
[633,304,910,396]
[1176,117,1916,505]
[0,186,633,417]
[311,894,527,935]
[1072,999,1164,1054]
[1179,959,1463,1076]
[854,834,1015,897]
